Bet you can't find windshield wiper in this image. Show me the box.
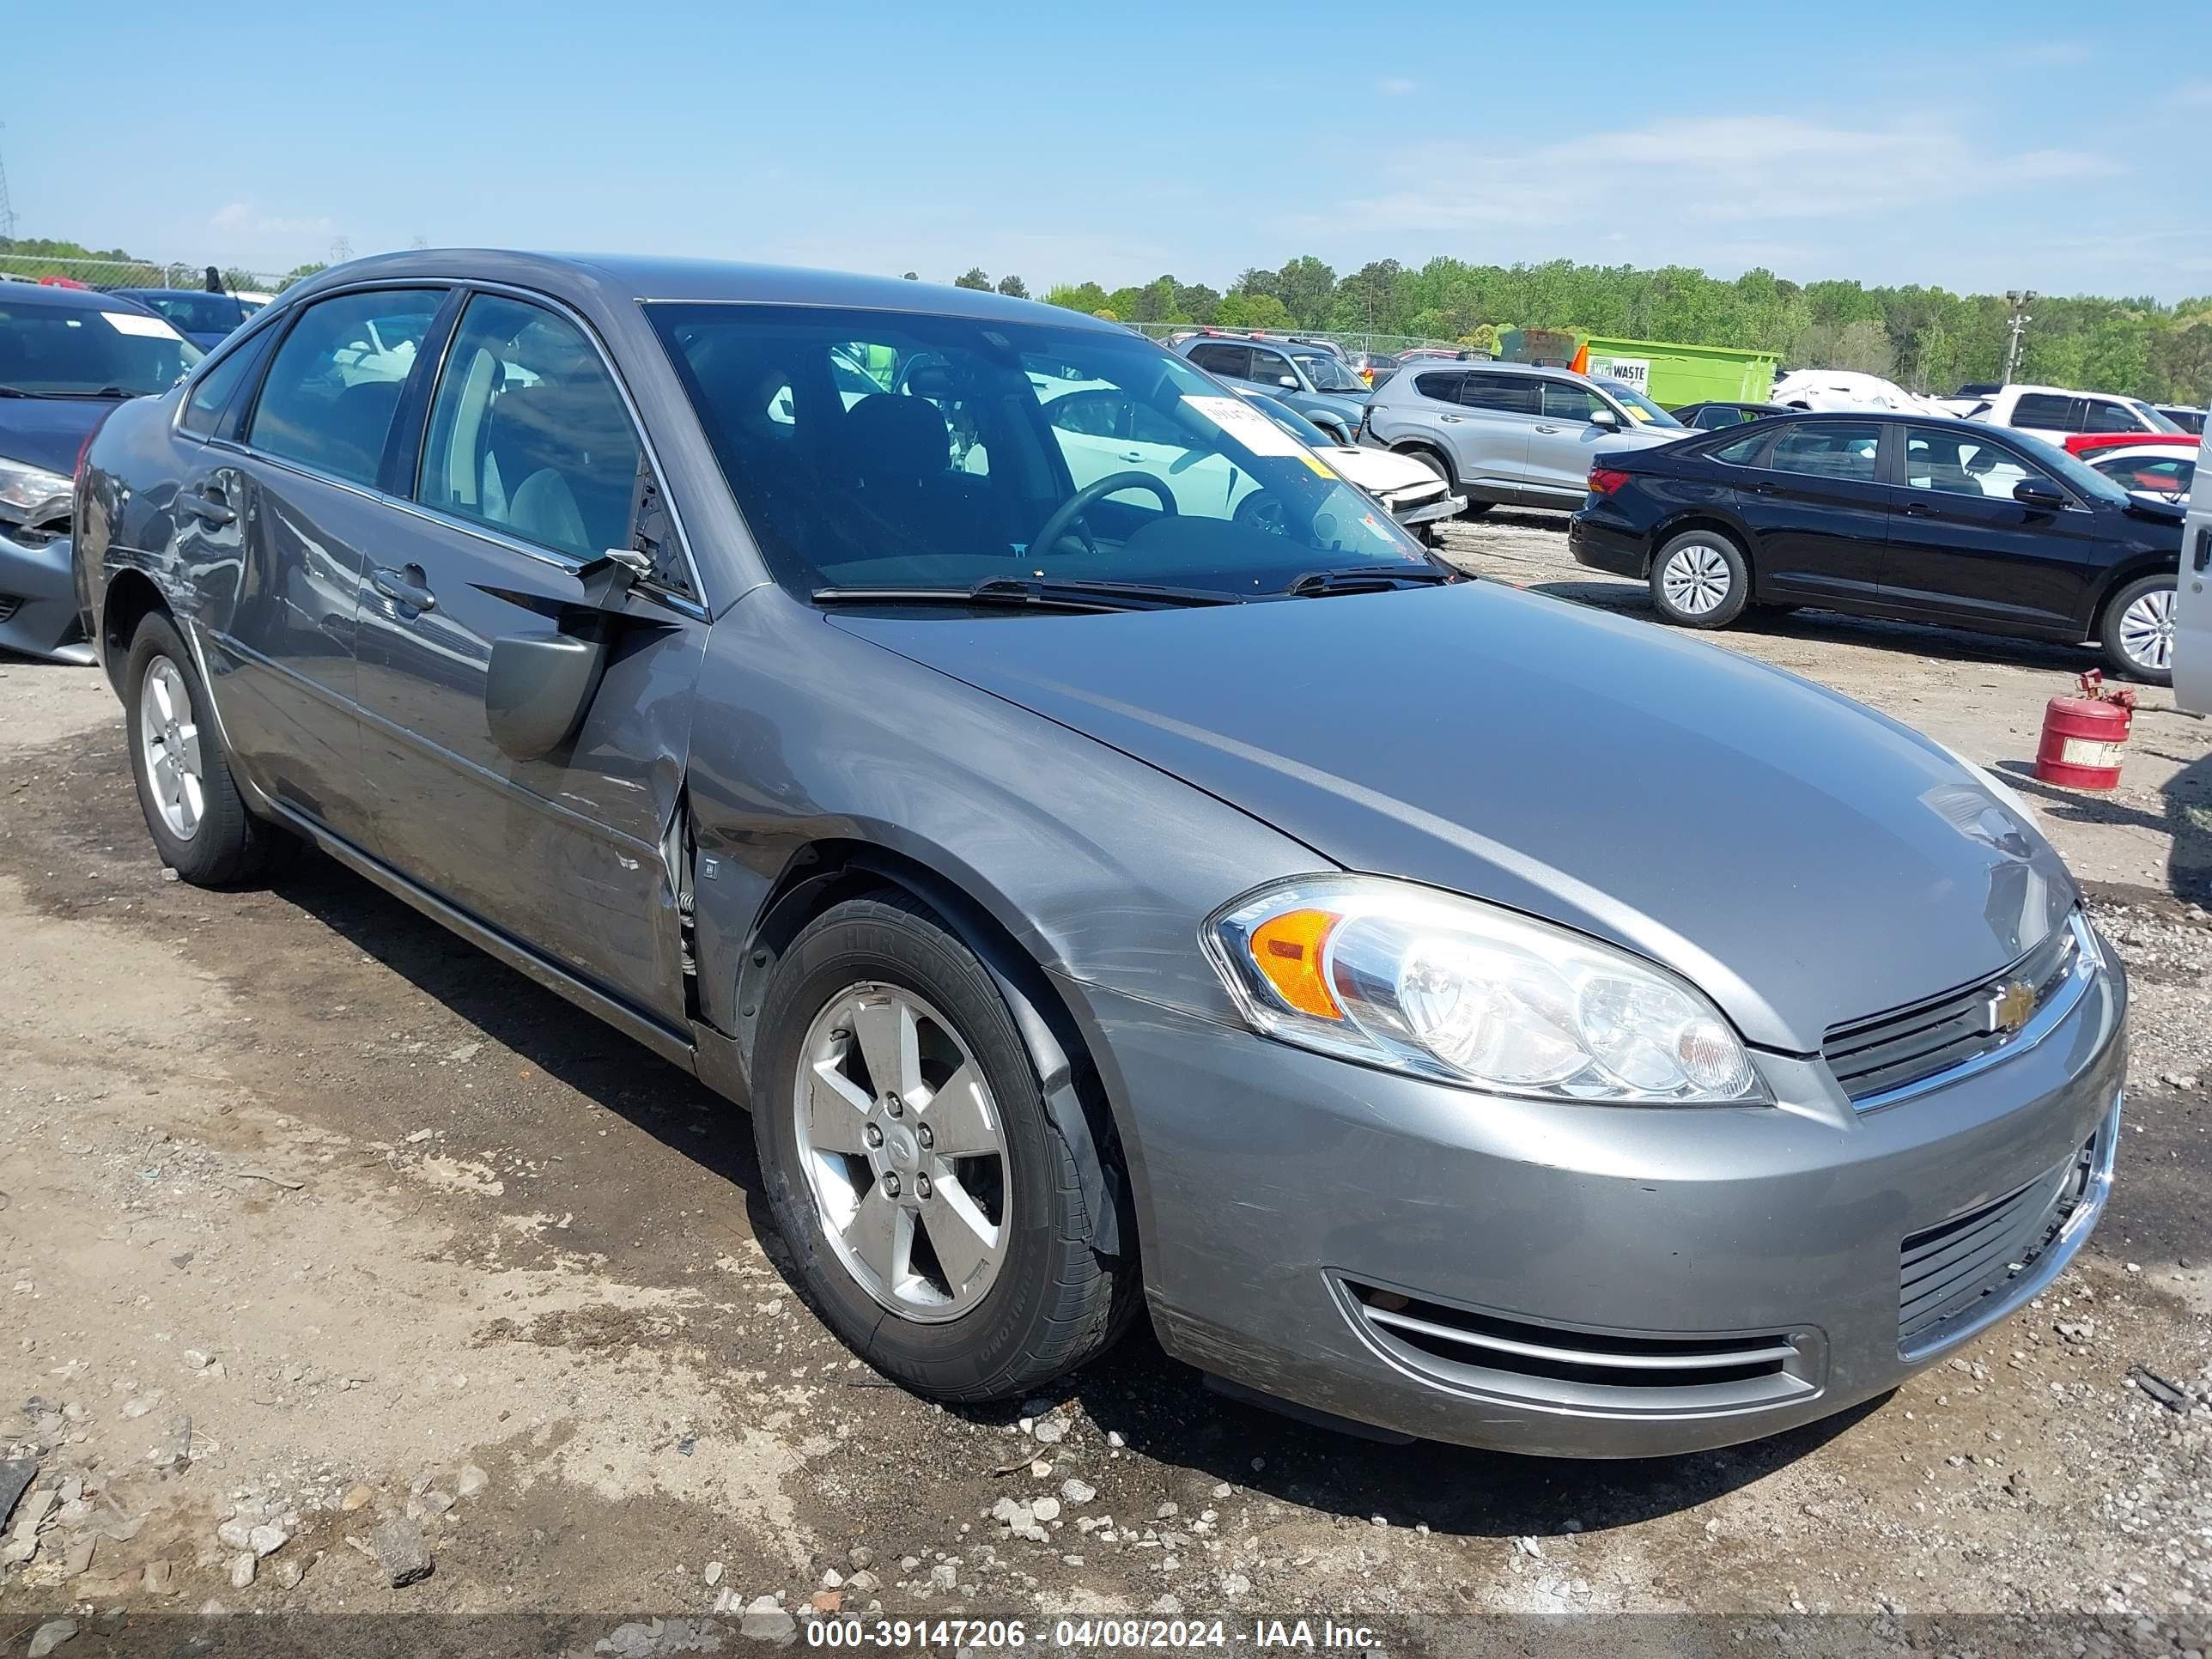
[813,575,1245,613]
[0,386,30,398]
[1284,563,1458,597]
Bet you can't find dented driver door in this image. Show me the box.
[353,289,702,1027]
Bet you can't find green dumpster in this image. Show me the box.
[1578,336,1778,410]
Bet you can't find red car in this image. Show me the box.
[2064,433,2197,500]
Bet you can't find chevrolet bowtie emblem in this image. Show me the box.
[1988,980,2038,1035]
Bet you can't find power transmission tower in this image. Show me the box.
[0,121,17,240]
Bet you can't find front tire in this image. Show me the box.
[124,611,268,885]
[752,892,1133,1401]
[2100,573,2176,684]
[1649,531,1750,629]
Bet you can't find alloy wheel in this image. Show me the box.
[793,982,1010,1322]
[2118,586,2175,673]
[139,656,205,841]
[1660,544,1733,617]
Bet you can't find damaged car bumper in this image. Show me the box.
[0,532,95,665]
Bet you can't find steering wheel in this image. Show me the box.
[1031,471,1176,557]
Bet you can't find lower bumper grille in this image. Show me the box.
[1899,1114,2110,1354]
[1338,1279,1820,1415]
[0,596,20,623]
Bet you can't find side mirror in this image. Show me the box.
[2014,477,2066,511]
[483,548,651,761]
[1588,407,1621,429]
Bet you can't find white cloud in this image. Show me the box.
[2002,40,2091,68]
[1376,76,1418,96]
[2174,79,2212,107]
[1339,115,2112,236]
[210,201,338,242]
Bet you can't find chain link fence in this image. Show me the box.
[0,253,294,295]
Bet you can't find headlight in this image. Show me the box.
[1205,876,1766,1103]
[0,454,72,525]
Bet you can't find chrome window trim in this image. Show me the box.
[1850,910,2101,1115]
[198,439,708,623]
[204,275,709,611]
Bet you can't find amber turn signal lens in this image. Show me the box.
[1249,908,1343,1019]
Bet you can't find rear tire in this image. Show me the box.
[124,611,269,885]
[752,892,1133,1402]
[1649,530,1750,629]
[2100,573,2176,684]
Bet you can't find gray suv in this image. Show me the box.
[1174,333,1370,444]
[1362,361,1686,513]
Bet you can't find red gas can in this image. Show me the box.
[2033,672,2135,790]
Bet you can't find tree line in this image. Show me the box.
[936,254,2211,406]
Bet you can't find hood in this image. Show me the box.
[0,394,116,477]
[1602,422,1692,452]
[831,583,2075,1052]
[1303,391,1370,422]
[1328,446,1438,495]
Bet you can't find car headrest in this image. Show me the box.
[846,393,951,486]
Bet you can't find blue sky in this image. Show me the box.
[12,2,2211,301]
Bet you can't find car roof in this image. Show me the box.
[0,283,162,317]
[286,248,1124,333]
[111,287,232,300]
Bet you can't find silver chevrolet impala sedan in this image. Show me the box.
[73,252,2124,1457]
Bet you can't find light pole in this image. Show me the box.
[2002,289,2037,385]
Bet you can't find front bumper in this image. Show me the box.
[1066,951,2125,1458]
[1388,490,1466,529]
[0,531,95,665]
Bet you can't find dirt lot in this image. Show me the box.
[3,515,2211,1656]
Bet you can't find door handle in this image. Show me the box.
[1901,501,1933,517]
[180,484,234,526]
[1751,481,1779,495]
[1534,424,1562,434]
[371,562,437,613]
[1437,414,1463,423]
[2195,525,2211,573]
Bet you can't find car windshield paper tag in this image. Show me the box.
[100,311,183,340]
[1182,395,1307,459]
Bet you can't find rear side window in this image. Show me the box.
[1412,371,1465,403]
[416,294,644,562]
[1711,430,1769,465]
[2011,392,2081,431]
[179,330,276,439]
[1765,421,1881,483]
[247,289,442,488]
[1186,343,1249,378]
[1460,373,1540,416]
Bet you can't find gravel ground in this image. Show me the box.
[2,528,2209,1656]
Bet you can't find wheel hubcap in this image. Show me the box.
[1661,545,1732,617]
[2118,586,2175,672]
[138,656,205,841]
[793,983,1010,1322]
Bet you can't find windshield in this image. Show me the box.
[652,304,1428,599]
[2131,399,2187,435]
[0,301,202,396]
[1239,390,1334,448]
[1595,379,1684,427]
[1292,352,1365,393]
[2006,428,2136,505]
[131,293,245,337]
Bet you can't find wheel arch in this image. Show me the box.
[1389,439,1455,486]
[2086,556,2179,641]
[1649,513,1756,584]
[733,838,1133,1264]
[99,568,170,697]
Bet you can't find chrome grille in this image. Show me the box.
[1899,1127,2100,1352]
[1339,1279,1819,1413]
[1824,914,2089,1109]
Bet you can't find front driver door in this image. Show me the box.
[1880,425,2105,635]
[353,289,706,1024]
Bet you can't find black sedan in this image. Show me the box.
[1569,410,2185,682]
[1669,399,1792,431]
